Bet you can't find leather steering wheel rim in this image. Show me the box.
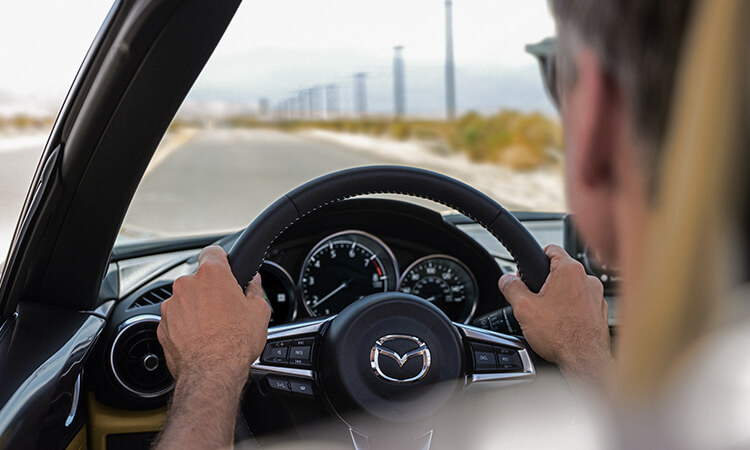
[227,165,550,294]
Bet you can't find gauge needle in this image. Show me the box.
[425,296,437,302]
[312,279,352,308]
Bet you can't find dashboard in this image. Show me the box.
[86,198,618,411]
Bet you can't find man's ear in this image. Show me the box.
[568,48,620,190]
[564,46,625,264]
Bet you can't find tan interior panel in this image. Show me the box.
[86,392,166,450]
[65,425,88,450]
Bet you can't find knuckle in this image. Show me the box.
[156,323,166,342]
[197,260,221,276]
[588,276,604,295]
[564,260,587,277]
[171,276,188,295]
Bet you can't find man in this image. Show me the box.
[155,1,695,448]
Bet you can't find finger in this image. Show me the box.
[544,244,570,260]
[545,244,576,270]
[498,273,533,308]
[198,245,231,268]
[245,273,264,300]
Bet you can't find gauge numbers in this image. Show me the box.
[398,255,478,323]
[300,231,397,316]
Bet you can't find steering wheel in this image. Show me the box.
[227,166,550,447]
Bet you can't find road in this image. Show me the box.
[122,128,408,238]
[1,128,564,254]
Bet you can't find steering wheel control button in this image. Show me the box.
[473,352,497,371]
[495,348,523,371]
[261,340,290,364]
[289,346,312,366]
[470,343,499,372]
[266,376,291,392]
[290,380,314,396]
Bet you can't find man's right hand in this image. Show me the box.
[499,245,613,387]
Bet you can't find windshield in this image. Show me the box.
[119,0,561,245]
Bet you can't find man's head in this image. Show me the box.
[548,0,694,268]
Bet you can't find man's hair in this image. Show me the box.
[549,0,695,174]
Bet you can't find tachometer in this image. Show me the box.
[398,255,478,323]
[300,231,398,316]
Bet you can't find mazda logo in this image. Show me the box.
[370,335,431,383]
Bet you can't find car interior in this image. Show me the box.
[4,0,747,449]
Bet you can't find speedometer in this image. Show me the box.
[398,255,478,323]
[300,231,398,316]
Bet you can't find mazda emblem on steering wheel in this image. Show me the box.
[370,335,432,383]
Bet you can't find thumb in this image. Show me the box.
[245,273,265,300]
[498,273,533,308]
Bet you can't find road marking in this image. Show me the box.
[143,128,199,176]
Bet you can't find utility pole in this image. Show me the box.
[307,88,316,119]
[393,46,406,118]
[444,0,456,121]
[297,91,306,119]
[289,97,297,120]
[308,87,319,120]
[326,84,339,119]
[354,73,367,117]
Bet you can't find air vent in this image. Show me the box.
[110,315,174,398]
[129,284,173,310]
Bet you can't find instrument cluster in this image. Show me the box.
[260,229,480,324]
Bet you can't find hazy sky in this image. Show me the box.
[0,1,557,117]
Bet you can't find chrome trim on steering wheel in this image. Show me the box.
[250,317,333,379]
[455,323,536,384]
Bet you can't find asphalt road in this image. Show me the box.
[122,128,407,238]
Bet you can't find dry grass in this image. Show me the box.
[225,110,563,171]
[0,115,54,130]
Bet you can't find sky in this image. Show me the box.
[0,0,557,118]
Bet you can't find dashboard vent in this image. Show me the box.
[129,284,173,310]
[110,315,174,399]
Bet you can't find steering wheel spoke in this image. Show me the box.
[250,317,332,396]
[455,323,536,385]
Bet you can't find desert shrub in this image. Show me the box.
[388,121,410,140]
[211,110,561,170]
